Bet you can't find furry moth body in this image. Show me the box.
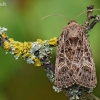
[53,5,98,99]
[55,20,97,88]
[54,20,97,98]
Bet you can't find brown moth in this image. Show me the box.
[53,5,98,99]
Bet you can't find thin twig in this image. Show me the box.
[80,92,100,100]
[88,15,100,31]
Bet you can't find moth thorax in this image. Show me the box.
[68,31,80,40]
[70,35,79,40]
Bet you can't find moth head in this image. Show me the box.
[67,21,82,40]
[68,20,76,25]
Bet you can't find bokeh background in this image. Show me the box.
[0,0,100,100]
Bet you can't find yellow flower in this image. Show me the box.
[36,39,44,44]
[3,41,11,51]
[48,37,58,46]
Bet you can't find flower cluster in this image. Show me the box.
[0,27,58,67]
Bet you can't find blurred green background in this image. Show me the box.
[0,0,100,100]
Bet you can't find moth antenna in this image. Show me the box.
[93,8,100,11]
[74,9,100,20]
[74,10,87,20]
[42,14,70,21]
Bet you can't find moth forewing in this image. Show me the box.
[74,31,97,88]
[54,20,97,98]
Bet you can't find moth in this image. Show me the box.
[53,5,100,99]
[0,4,100,100]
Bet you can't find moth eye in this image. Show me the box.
[68,22,70,25]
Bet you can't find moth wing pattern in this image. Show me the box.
[54,21,97,89]
[54,23,75,89]
[73,30,97,88]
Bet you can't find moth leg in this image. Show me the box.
[88,15,100,31]
[85,5,94,26]
[42,63,55,73]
